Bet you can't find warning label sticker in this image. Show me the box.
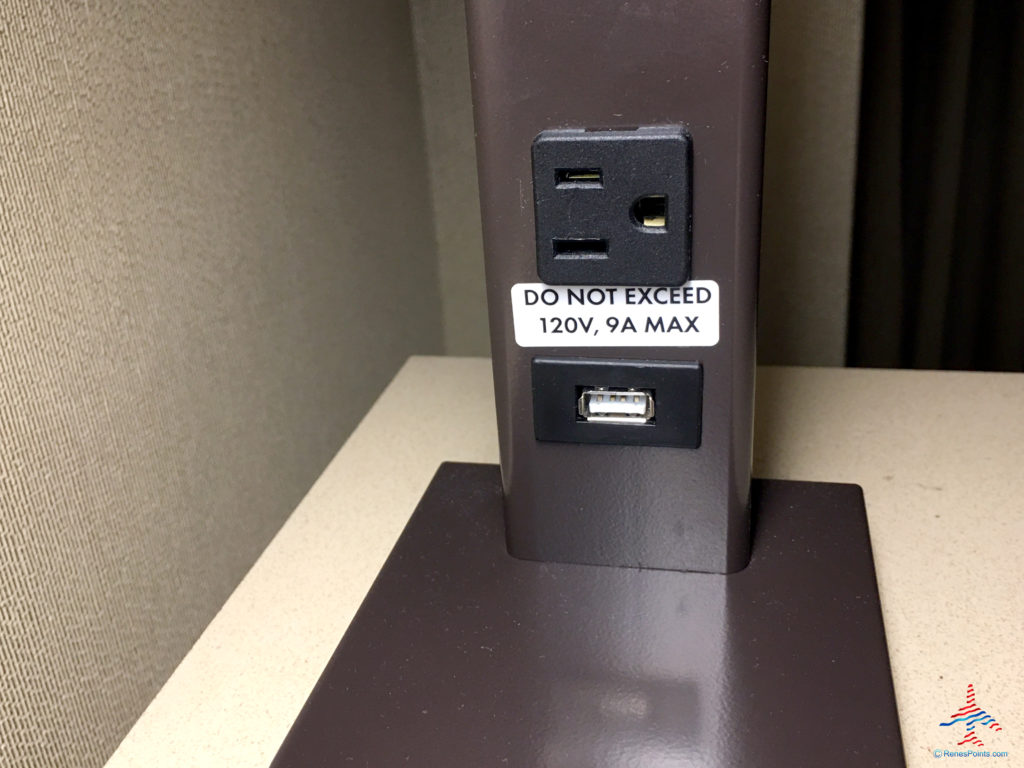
[511,281,719,348]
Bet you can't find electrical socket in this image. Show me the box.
[532,126,692,286]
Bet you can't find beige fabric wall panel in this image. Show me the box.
[0,2,441,767]
[760,0,865,365]
[410,0,865,364]
[410,0,489,356]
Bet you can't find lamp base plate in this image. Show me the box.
[272,462,904,767]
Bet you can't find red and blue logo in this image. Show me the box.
[940,683,1003,747]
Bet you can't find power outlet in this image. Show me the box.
[532,126,692,286]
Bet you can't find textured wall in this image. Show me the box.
[410,0,488,356]
[0,2,442,767]
[410,0,865,364]
[760,0,865,365]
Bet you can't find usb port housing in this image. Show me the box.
[532,357,702,448]
[577,388,654,424]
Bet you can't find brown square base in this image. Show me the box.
[272,463,904,767]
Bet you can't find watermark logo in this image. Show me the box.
[940,683,1003,747]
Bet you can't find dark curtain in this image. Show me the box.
[848,0,1024,371]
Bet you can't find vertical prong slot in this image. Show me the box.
[553,238,609,260]
[555,168,603,188]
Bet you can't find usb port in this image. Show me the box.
[534,358,700,448]
[577,388,655,424]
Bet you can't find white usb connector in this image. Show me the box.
[577,388,655,425]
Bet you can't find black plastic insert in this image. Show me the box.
[532,126,692,286]
[532,357,702,448]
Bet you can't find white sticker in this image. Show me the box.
[511,281,719,348]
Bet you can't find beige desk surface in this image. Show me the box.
[107,356,1024,767]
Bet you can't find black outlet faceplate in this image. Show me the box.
[532,126,693,286]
